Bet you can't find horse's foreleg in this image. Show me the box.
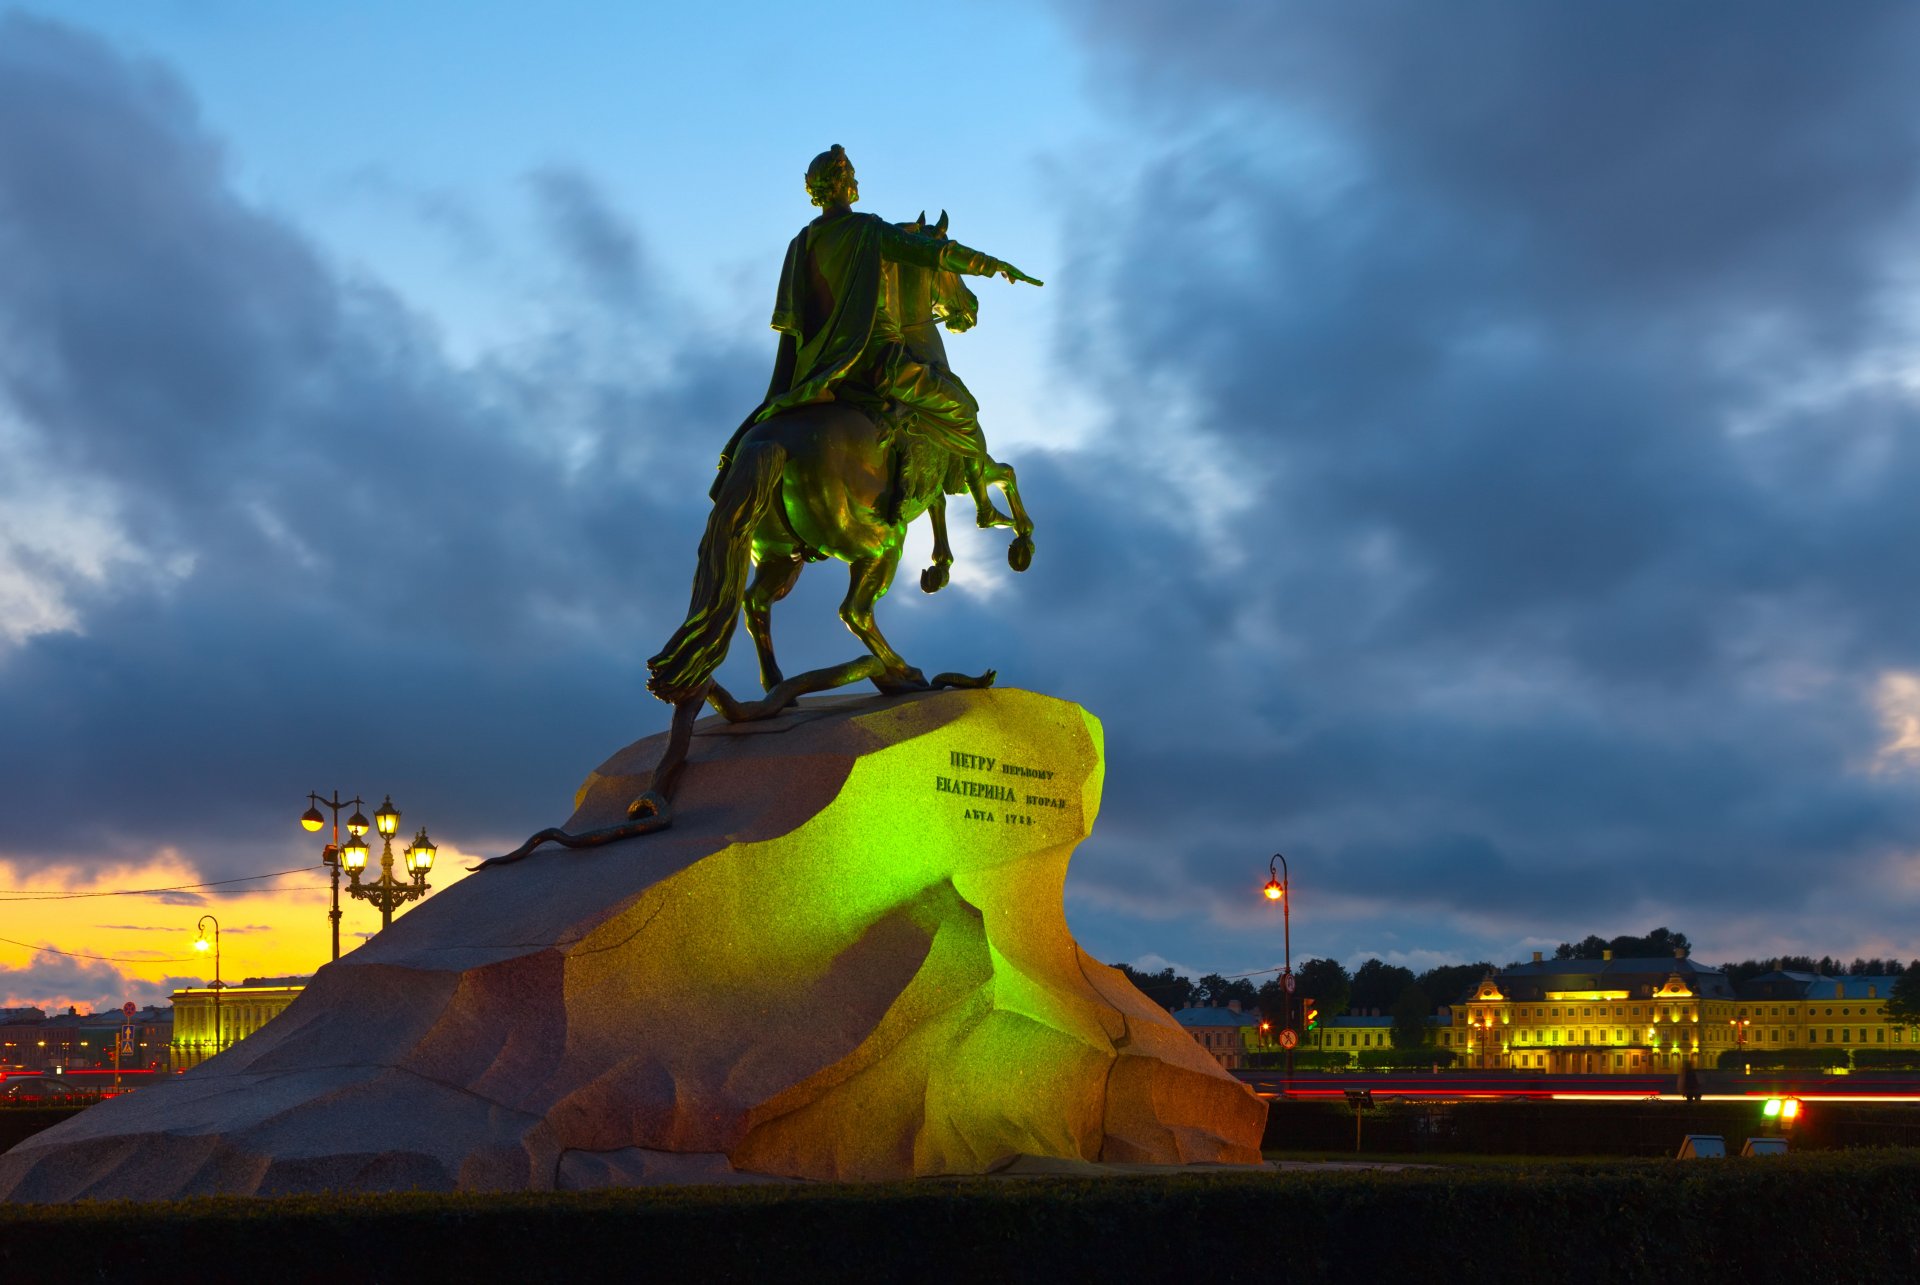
[965,457,1014,530]
[840,548,926,693]
[983,459,1035,571]
[744,549,803,690]
[920,497,953,594]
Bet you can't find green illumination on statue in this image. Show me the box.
[549,689,1264,1177]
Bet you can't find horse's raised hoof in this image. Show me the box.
[921,563,950,594]
[1008,535,1034,572]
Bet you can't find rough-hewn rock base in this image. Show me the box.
[0,688,1266,1200]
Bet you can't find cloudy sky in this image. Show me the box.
[4,2,1920,1013]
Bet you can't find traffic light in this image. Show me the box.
[1763,1097,1802,1130]
[1302,998,1319,1030]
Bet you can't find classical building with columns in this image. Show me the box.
[1439,950,1910,1074]
[170,976,307,1072]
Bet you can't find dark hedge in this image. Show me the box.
[1263,1097,1920,1154]
[1,1152,1916,1283]
[1717,1047,1852,1070]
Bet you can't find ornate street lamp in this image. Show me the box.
[343,795,436,930]
[299,791,369,961]
[192,915,222,1061]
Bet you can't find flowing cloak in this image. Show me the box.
[710,212,993,499]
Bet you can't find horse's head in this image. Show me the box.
[921,210,979,333]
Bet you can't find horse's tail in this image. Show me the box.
[647,438,787,703]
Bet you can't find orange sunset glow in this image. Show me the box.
[0,849,475,1013]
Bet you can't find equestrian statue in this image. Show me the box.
[480,145,1041,866]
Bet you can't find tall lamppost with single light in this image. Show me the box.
[192,915,222,1063]
[300,791,370,962]
[1261,852,1293,1080]
[342,795,437,931]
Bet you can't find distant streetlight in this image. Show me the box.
[193,915,222,1059]
[300,790,369,961]
[1261,852,1293,1081]
[342,795,437,930]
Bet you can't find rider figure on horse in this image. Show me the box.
[712,144,1041,526]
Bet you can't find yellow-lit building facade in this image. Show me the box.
[1304,1015,1397,1056]
[170,976,307,1072]
[1439,953,1911,1074]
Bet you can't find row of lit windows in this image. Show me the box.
[1470,1002,1886,1026]
[1465,1025,1906,1049]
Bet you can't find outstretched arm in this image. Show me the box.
[875,221,1043,287]
[939,241,1044,288]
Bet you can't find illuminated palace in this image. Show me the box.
[170,976,307,1072]
[1443,951,1909,1074]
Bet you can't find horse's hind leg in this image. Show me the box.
[982,458,1035,571]
[840,547,927,693]
[744,548,803,691]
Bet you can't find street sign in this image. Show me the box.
[1278,1028,1298,1050]
[117,1029,135,1055]
[1282,973,1296,993]
[122,1001,137,1016]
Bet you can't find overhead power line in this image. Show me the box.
[0,866,314,902]
[0,935,199,965]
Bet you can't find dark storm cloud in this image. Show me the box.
[0,955,184,1011]
[0,15,759,869]
[529,163,650,309]
[1031,0,1920,964]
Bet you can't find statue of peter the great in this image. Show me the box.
[714,144,1041,527]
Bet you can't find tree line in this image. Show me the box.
[1114,925,1920,1050]
[1550,926,1913,981]
[1112,957,1497,1053]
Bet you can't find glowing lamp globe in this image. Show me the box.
[1262,879,1283,901]
[299,805,325,833]
[346,809,371,837]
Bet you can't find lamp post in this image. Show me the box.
[1261,853,1293,1081]
[192,915,221,1063]
[300,791,370,962]
[1730,1014,1751,1075]
[341,795,437,931]
[1472,1014,1496,1069]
